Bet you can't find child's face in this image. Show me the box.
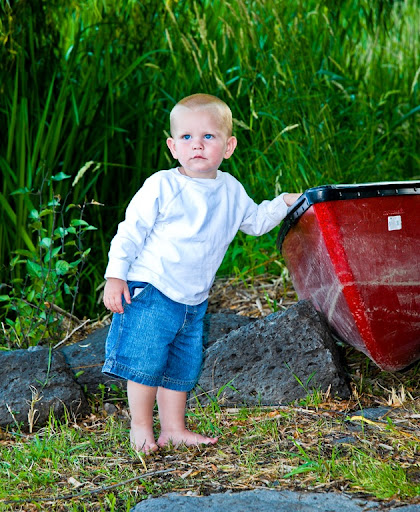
[167,108,237,179]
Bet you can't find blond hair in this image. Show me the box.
[170,93,233,136]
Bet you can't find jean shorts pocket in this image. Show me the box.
[133,287,144,298]
[127,281,149,301]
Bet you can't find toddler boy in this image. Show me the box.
[103,93,301,453]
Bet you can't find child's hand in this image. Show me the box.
[103,277,131,314]
[283,193,302,206]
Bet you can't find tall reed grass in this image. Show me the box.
[0,0,418,318]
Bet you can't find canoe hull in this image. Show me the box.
[278,184,420,371]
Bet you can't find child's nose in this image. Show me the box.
[192,138,204,149]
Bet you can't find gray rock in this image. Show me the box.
[352,407,392,420]
[196,300,350,405]
[330,435,359,446]
[130,489,420,512]
[203,312,255,347]
[0,347,89,430]
[60,325,124,395]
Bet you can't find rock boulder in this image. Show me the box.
[196,300,350,405]
[0,347,89,430]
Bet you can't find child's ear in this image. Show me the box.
[224,136,237,159]
[166,138,177,159]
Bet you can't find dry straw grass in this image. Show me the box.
[208,271,298,317]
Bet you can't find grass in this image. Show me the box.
[0,319,419,512]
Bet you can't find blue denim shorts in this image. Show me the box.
[102,281,208,392]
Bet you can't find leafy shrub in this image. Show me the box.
[0,173,99,348]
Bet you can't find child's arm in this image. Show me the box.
[235,179,302,236]
[103,277,131,314]
[104,175,161,313]
[283,193,302,206]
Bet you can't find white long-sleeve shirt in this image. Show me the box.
[105,167,289,305]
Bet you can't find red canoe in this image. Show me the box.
[277,181,420,371]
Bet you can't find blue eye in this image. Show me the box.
[182,134,191,140]
[204,134,213,139]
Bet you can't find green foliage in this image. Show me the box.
[1,395,418,508]
[339,447,420,500]
[0,173,99,348]
[283,439,420,500]
[0,0,419,328]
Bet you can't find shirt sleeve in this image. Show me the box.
[239,188,289,236]
[104,176,160,280]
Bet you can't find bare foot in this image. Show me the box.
[130,425,159,454]
[157,428,218,448]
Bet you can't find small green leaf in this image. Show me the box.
[26,260,44,278]
[11,187,32,195]
[11,255,25,266]
[44,246,61,263]
[65,203,78,212]
[70,219,89,227]
[39,208,54,217]
[14,249,34,257]
[54,227,68,237]
[82,248,92,258]
[51,172,71,181]
[28,221,43,230]
[29,209,40,220]
[0,295,10,301]
[55,260,71,275]
[40,237,53,249]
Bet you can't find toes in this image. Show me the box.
[157,431,219,448]
[130,439,160,455]
[189,436,218,446]
[146,443,159,454]
[133,443,159,455]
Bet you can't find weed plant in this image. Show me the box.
[0,173,99,348]
[0,0,419,328]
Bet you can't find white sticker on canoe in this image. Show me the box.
[388,215,402,231]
